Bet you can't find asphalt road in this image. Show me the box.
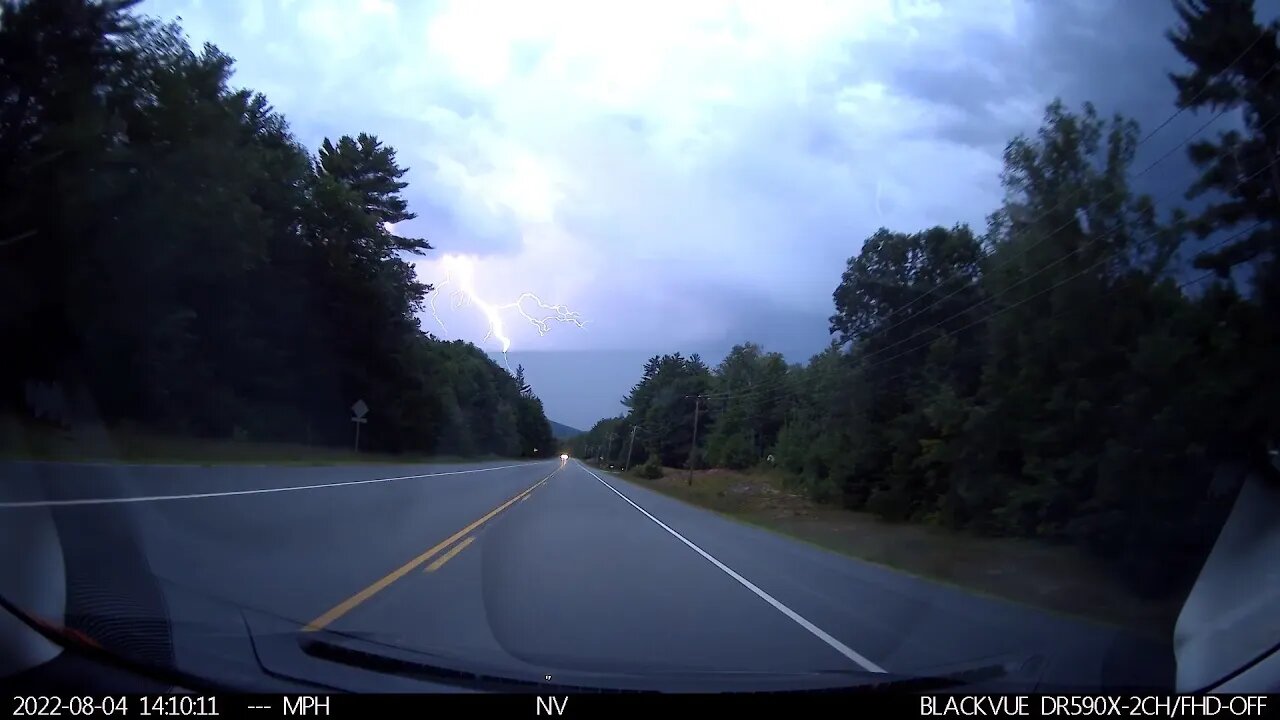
[0,457,1174,689]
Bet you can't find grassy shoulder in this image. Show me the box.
[603,463,1181,640]
[0,416,496,466]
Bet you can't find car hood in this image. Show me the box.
[203,602,1050,693]
[59,578,1052,694]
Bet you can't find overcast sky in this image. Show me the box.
[140,0,1276,429]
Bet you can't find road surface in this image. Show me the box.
[1,457,1173,689]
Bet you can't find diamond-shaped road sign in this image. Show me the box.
[351,399,369,420]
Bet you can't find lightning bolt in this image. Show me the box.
[427,254,585,369]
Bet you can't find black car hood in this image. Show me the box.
[236,606,1047,693]
[61,577,1050,694]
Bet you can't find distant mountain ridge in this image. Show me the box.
[549,420,582,440]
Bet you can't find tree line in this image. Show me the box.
[0,0,556,458]
[573,0,1280,596]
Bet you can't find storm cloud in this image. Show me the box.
[141,0,1265,427]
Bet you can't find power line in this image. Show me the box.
[700,90,1279,407]
[712,213,1267,415]
[1136,20,1273,146]
[793,218,1263,411]
[684,394,708,485]
[843,23,1275,335]
[813,254,1259,404]
[844,60,1274,363]
[629,32,1279,431]
[704,129,1280,408]
[857,155,1280,369]
[721,221,1261,428]
[623,424,642,471]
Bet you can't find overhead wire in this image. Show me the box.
[818,29,1276,360]
[699,94,1280,407]
[703,146,1276,412]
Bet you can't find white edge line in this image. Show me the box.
[578,461,887,674]
[0,461,553,509]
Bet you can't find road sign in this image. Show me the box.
[351,399,369,452]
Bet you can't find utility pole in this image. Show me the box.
[603,431,617,467]
[624,425,641,471]
[686,394,706,486]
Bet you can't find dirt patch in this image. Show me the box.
[619,465,1180,639]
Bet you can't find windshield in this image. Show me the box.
[3,0,1279,696]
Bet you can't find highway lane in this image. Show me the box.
[319,459,873,675]
[1,457,1174,689]
[1,458,559,680]
[317,459,1173,686]
[571,463,1173,686]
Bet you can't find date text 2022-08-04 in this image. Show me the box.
[9,694,1280,718]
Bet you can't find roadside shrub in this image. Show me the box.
[636,454,664,479]
[866,482,912,521]
[805,474,841,504]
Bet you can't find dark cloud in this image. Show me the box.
[1030,0,1184,114]
[503,292,833,428]
[885,27,1042,152]
[1025,0,1280,272]
[142,0,1280,426]
[1010,0,1274,203]
[496,350,650,428]
[875,0,1266,273]
[680,279,839,363]
[870,1,1212,175]
[714,302,834,365]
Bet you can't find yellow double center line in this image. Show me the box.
[302,468,556,632]
[424,536,474,573]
